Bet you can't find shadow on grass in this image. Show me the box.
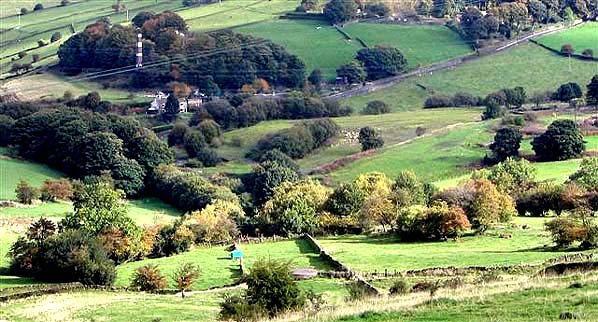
[317,234,401,245]
[294,239,336,271]
[0,276,41,288]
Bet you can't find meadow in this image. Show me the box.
[537,22,598,55]
[0,153,64,200]
[114,239,332,290]
[316,217,595,273]
[341,43,598,111]
[236,21,472,80]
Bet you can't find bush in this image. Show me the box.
[131,264,168,291]
[452,92,481,107]
[532,119,585,161]
[20,8,28,15]
[582,49,594,58]
[362,100,391,115]
[424,95,453,108]
[34,230,116,285]
[167,123,189,146]
[152,224,193,257]
[356,46,407,80]
[258,149,299,172]
[389,280,409,295]
[251,160,300,205]
[569,157,598,191]
[40,179,73,202]
[467,179,516,232]
[488,128,522,163]
[561,44,575,55]
[15,180,39,204]
[245,259,305,317]
[346,281,376,301]
[173,263,200,297]
[358,126,384,151]
[545,217,588,247]
[553,82,582,102]
[8,218,57,276]
[183,200,243,243]
[486,157,536,197]
[219,294,265,322]
[18,51,27,59]
[34,3,44,10]
[198,119,222,146]
[325,182,366,217]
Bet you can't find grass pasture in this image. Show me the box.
[236,21,472,80]
[115,239,331,290]
[537,22,598,55]
[0,154,64,200]
[316,217,594,273]
[342,43,598,111]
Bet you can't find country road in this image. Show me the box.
[325,21,584,101]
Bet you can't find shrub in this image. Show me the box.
[98,227,139,264]
[413,201,471,240]
[183,131,207,158]
[582,49,594,58]
[38,39,47,47]
[34,3,44,10]
[152,224,193,257]
[34,229,116,285]
[452,92,481,107]
[219,294,265,321]
[358,126,384,151]
[545,217,588,247]
[15,180,39,204]
[532,119,585,161]
[336,61,366,84]
[18,51,27,59]
[198,119,222,146]
[323,0,357,24]
[20,8,28,15]
[561,44,574,55]
[131,264,168,291]
[167,123,189,146]
[362,100,390,115]
[245,259,305,317]
[553,83,583,102]
[568,157,598,191]
[258,149,299,172]
[8,218,56,276]
[356,46,407,80]
[389,280,409,295]
[364,3,390,17]
[183,200,243,243]
[424,95,453,108]
[346,281,377,301]
[489,128,522,163]
[173,263,200,298]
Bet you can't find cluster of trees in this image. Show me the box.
[249,118,340,159]
[4,107,173,197]
[457,0,597,45]
[15,179,73,205]
[424,92,483,108]
[59,12,306,93]
[337,46,407,83]
[189,93,351,130]
[168,121,222,167]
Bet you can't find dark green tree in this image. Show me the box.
[356,46,407,80]
[553,82,583,102]
[336,61,366,84]
[132,11,155,27]
[168,123,189,146]
[308,69,323,90]
[358,126,384,151]
[586,74,598,107]
[532,119,586,161]
[76,132,124,175]
[163,94,180,122]
[325,182,366,217]
[0,115,14,146]
[258,149,299,172]
[183,131,207,158]
[482,101,504,120]
[127,133,174,169]
[251,160,299,204]
[111,157,146,197]
[490,127,522,162]
[323,0,357,24]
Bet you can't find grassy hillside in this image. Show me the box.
[237,21,472,80]
[317,217,593,272]
[0,154,64,200]
[343,23,473,69]
[342,43,598,111]
[115,239,331,290]
[537,22,598,54]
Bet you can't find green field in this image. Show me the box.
[537,22,598,55]
[0,155,64,200]
[342,43,598,111]
[115,239,331,290]
[218,108,481,170]
[343,23,473,69]
[332,282,598,322]
[317,217,595,273]
[237,21,472,80]
[328,121,491,183]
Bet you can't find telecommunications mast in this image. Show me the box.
[136,33,143,68]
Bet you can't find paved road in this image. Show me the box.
[325,22,582,101]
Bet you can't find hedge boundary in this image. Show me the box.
[529,39,598,62]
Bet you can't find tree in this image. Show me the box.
[323,0,357,24]
[528,0,548,24]
[260,179,330,236]
[301,0,318,11]
[0,115,14,146]
[362,100,390,115]
[34,3,44,10]
[561,43,575,55]
[358,126,384,151]
[168,123,189,146]
[111,158,146,197]
[356,46,407,80]
[487,157,537,196]
[489,127,522,162]
[131,11,154,27]
[183,200,243,243]
[198,119,222,146]
[173,263,200,298]
[20,8,28,15]
[163,94,180,121]
[569,157,598,191]
[131,264,167,291]
[532,119,586,161]
[325,182,366,217]
[75,132,124,175]
[183,131,207,158]
[308,69,323,90]
[582,49,594,58]
[258,149,299,172]
[63,181,139,238]
[246,259,305,316]
[468,179,516,232]
[392,170,427,208]
[482,100,504,120]
[40,179,73,202]
[127,133,174,169]
[553,82,583,101]
[364,3,390,18]
[16,180,39,204]
[251,160,299,205]
[586,75,598,107]
[336,61,366,84]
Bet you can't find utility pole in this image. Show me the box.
[126,9,129,21]
[136,33,143,68]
